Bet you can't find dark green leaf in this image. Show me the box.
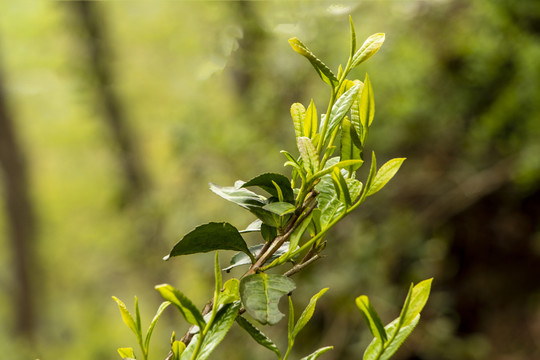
[289,37,338,87]
[292,288,328,338]
[236,316,281,359]
[261,223,278,243]
[240,273,296,325]
[243,173,295,203]
[209,182,266,209]
[355,295,387,343]
[240,219,262,233]
[155,284,206,329]
[300,346,334,360]
[351,33,385,68]
[166,222,254,263]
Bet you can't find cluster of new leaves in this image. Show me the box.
[113,17,431,360]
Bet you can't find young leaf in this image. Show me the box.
[304,99,318,139]
[331,167,352,207]
[355,295,387,343]
[400,278,433,327]
[181,301,241,360]
[340,118,363,176]
[300,346,334,360]
[324,84,361,146]
[240,273,296,325]
[363,316,420,360]
[236,316,282,359]
[288,37,338,87]
[292,288,329,338]
[351,33,385,68]
[365,158,406,197]
[315,173,347,229]
[349,16,357,59]
[165,222,254,263]
[171,340,186,360]
[144,301,172,351]
[290,103,306,138]
[243,173,295,203]
[117,347,136,360]
[112,297,140,339]
[263,202,296,216]
[216,278,240,307]
[297,137,319,175]
[359,74,375,127]
[154,284,206,329]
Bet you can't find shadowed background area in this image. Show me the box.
[0,1,539,359]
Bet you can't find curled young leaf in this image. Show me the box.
[289,37,338,87]
[351,33,385,68]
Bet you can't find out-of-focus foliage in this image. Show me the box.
[0,1,539,360]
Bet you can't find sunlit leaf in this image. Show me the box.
[363,316,420,360]
[304,99,318,139]
[359,74,375,127]
[155,284,206,329]
[331,167,352,206]
[171,341,185,360]
[292,288,328,338]
[325,84,361,146]
[400,278,433,327]
[355,295,387,343]
[290,103,306,138]
[117,347,136,360]
[165,222,254,263]
[340,118,363,175]
[349,16,357,59]
[112,297,140,339]
[236,316,281,359]
[351,33,385,68]
[300,346,334,360]
[216,278,240,307]
[297,137,319,175]
[144,301,171,350]
[366,158,406,197]
[289,37,338,87]
[240,273,296,325]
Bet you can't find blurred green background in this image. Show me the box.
[1,1,539,359]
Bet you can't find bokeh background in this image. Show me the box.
[1,1,539,359]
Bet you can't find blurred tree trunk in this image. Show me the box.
[0,49,36,339]
[69,1,148,206]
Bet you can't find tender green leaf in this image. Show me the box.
[325,84,361,145]
[304,99,318,139]
[217,278,240,307]
[181,301,241,360]
[297,137,319,175]
[290,103,306,138]
[349,80,365,143]
[292,288,329,338]
[310,159,364,181]
[263,202,296,216]
[289,37,338,87]
[351,33,385,68]
[288,211,313,251]
[144,301,171,350]
[335,79,356,103]
[347,178,363,203]
[243,173,295,203]
[300,346,334,360]
[288,295,295,341]
[349,16,357,59]
[214,251,223,301]
[171,340,186,360]
[117,347,136,360]
[331,167,351,206]
[340,118,363,175]
[360,151,377,202]
[401,278,433,327]
[359,73,375,127]
[355,295,387,343]
[134,297,141,336]
[223,242,291,272]
[240,273,296,325]
[366,158,406,197]
[112,297,140,339]
[236,316,281,359]
[363,315,420,360]
[154,284,206,329]
[165,222,254,263]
